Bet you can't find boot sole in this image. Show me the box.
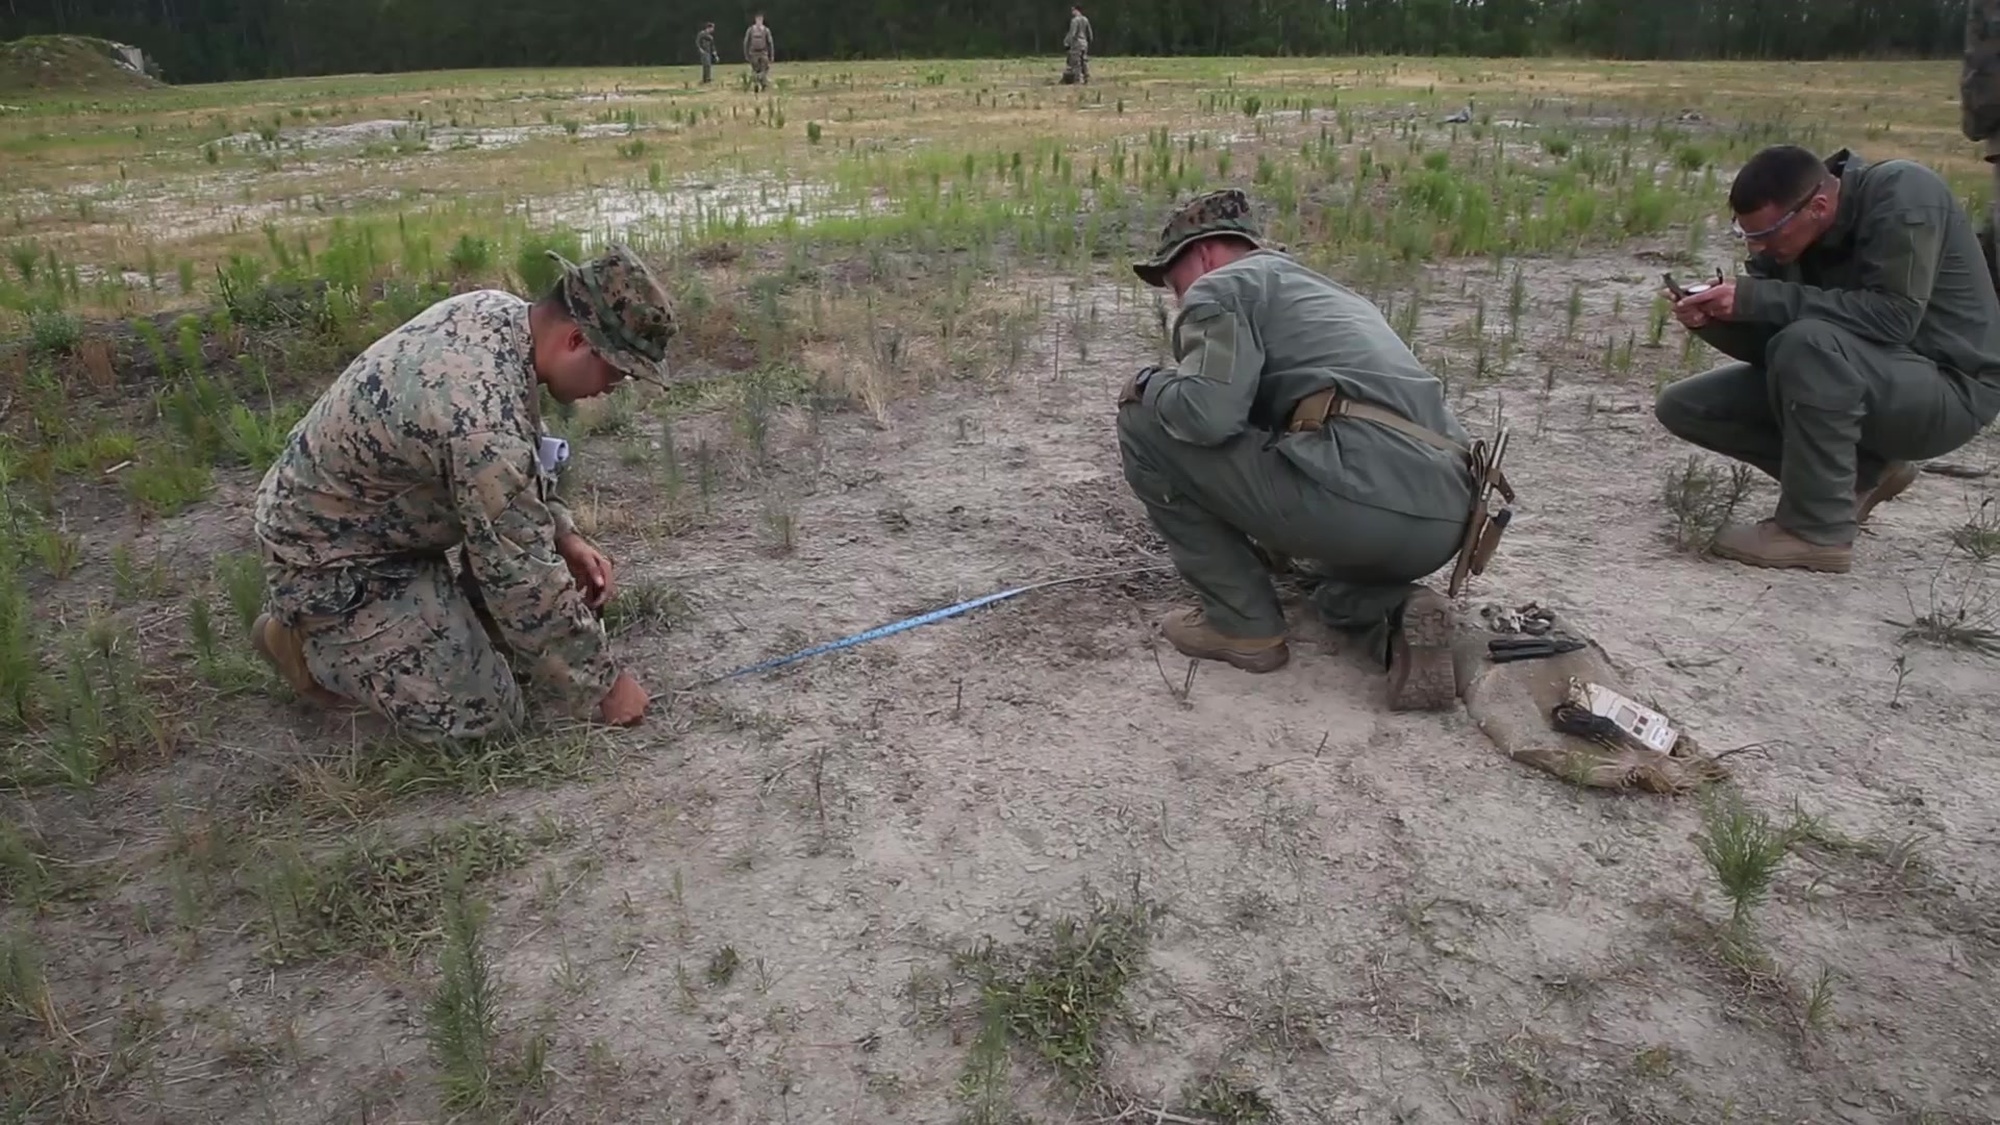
[1388,591,1456,712]
[1165,639,1291,673]
[1709,541,1852,573]
[1857,463,1919,526]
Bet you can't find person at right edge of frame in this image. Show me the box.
[1117,189,1480,712]
[1967,0,2000,240]
[744,14,774,92]
[1652,144,2000,573]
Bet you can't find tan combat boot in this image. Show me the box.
[1160,608,1289,673]
[1387,586,1457,712]
[1710,520,1852,573]
[250,613,346,707]
[1857,461,1918,526]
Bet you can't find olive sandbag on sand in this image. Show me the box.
[1448,618,1728,794]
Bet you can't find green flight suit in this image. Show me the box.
[1117,250,1474,640]
[1655,149,2000,546]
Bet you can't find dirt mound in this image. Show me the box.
[0,34,162,95]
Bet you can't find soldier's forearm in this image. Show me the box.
[547,495,579,539]
[1736,280,1926,348]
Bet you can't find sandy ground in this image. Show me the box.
[19,236,1995,1125]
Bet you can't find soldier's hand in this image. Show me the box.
[1120,364,1160,406]
[1669,294,1709,329]
[1678,280,1736,323]
[598,671,649,726]
[556,532,615,609]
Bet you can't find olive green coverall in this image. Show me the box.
[1117,250,1474,641]
[1655,149,2000,546]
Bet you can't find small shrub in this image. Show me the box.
[1659,454,1754,552]
[446,234,494,279]
[123,449,214,516]
[27,310,80,356]
[222,402,306,468]
[215,552,267,632]
[514,229,582,297]
[428,885,500,1110]
[1696,787,1792,933]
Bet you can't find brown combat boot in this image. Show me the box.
[1710,520,1852,573]
[1160,608,1289,673]
[1857,461,1918,526]
[250,613,346,707]
[1387,586,1457,712]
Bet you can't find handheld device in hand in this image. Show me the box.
[1663,269,1725,301]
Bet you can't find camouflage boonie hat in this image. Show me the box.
[549,242,680,387]
[1132,188,1268,287]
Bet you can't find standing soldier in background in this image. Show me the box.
[696,21,716,85]
[1064,5,1092,85]
[744,13,775,92]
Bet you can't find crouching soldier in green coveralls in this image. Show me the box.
[249,243,677,741]
[1655,145,2000,572]
[1117,189,1479,711]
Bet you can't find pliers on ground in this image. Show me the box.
[1488,635,1585,663]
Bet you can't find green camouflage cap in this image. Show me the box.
[1132,188,1268,287]
[549,242,680,387]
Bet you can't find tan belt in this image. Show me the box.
[1286,388,1465,453]
[1286,387,1517,597]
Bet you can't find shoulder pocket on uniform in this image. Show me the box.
[1177,304,1239,383]
[1171,301,1227,359]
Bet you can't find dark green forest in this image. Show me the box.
[0,0,1969,85]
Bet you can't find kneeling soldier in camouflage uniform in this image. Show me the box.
[1119,189,1478,711]
[1655,145,2000,572]
[250,243,676,741]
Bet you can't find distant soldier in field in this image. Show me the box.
[743,13,775,92]
[1118,189,1481,712]
[250,244,678,742]
[696,21,717,84]
[1063,5,1093,84]
[1655,145,2000,572]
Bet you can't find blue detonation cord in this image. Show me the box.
[688,564,1174,687]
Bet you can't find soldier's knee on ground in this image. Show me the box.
[362,670,526,743]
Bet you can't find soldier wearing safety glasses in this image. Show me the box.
[1653,145,2000,573]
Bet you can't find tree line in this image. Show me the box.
[0,0,1968,86]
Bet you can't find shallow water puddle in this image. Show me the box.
[519,175,850,244]
[213,118,645,155]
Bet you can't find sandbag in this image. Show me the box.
[1451,620,1728,794]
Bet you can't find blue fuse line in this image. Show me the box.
[686,564,1173,688]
